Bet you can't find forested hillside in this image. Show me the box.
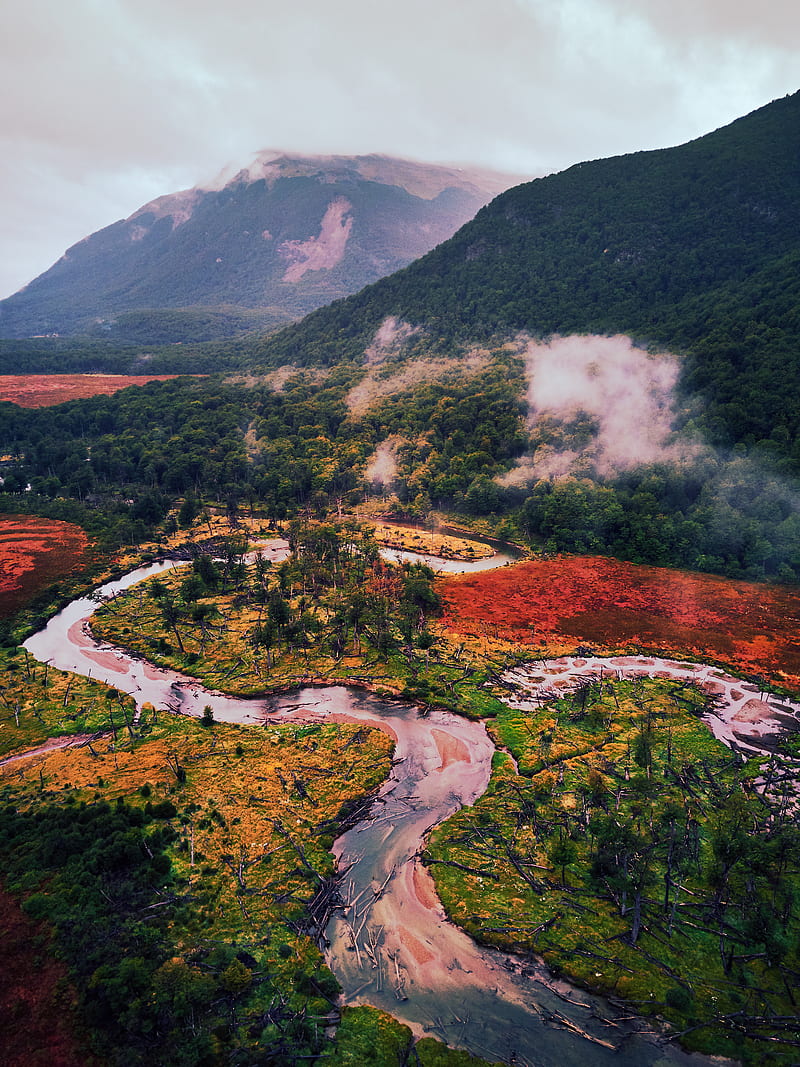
[2,94,800,586]
[252,92,800,456]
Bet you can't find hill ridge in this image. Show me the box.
[0,153,521,342]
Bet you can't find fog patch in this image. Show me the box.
[364,437,404,490]
[224,366,329,392]
[347,350,489,415]
[364,316,420,366]
[498,451,577,486]
[503,334,698,484]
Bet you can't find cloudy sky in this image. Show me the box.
[1,0,797,299]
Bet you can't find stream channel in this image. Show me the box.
[21,545,763,1067]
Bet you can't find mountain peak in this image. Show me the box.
[207,150,522,202]
[0,153,523,341]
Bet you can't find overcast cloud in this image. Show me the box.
[0,0,797,298]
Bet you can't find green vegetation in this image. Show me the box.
[85,305,293,345]
[514,458,800,582]
[0,645,138,758]
[0,677,395,1065]
[0,336,251,375]
[3,95,800,585]
[91,521,505,719]
[2,345,800,582]
[251,93,800,463]
[0,519,506,1065]
[3,517,799,1062]
[2,89,800,1064]
[326,1007,413,1065]
[0,358,528,520]
[426,675,800,1063]
[325,1007,500,1066]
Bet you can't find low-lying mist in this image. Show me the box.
[496,334,800,581]
[500,334,697,484]
[347,350,489,416]
[364,437,402,489]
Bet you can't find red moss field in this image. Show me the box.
[0,374,185,408]
[0,516,89,616]
[0,887,93,1067]
[439,556,800,690]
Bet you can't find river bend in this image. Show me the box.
[21,552,748,1066]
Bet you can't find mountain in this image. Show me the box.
[253,92,800,454]
[2,94,800,583]
[0,153,519,342]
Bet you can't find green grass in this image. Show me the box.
[0,646,138,759]
[0,704,395,1065]
[426,677,800,1064]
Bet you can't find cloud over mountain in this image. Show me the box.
[0,153,519,342]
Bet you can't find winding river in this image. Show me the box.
[378,523,525,574]
[21,543,794,1065]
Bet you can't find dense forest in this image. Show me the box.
[247,92,800,459]
[2,352,800,585]
[0,336,252,375]
[1,94,799,588]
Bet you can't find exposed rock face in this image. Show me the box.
[279,196,354,282]
[0,153,522,341]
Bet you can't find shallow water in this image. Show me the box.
[267,687,710,1066]
[22,553,720,1066]
[377,522,523,574]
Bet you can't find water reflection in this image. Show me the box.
[22,559,711,1066]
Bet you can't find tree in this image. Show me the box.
[192,554,220,590]
[160,599,186,654]
[191,601,219,649]
[548,836,578,886]
[251,619,277,669]
[178,492,200,527]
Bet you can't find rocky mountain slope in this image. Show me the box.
[0,153,518,341]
